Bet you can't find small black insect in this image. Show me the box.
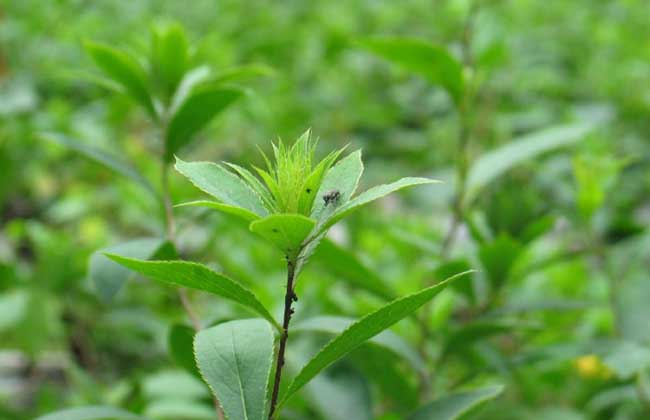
[322,189,341,206]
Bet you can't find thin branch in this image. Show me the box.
[417,2,480,398]
[160,158,224,420]
[161,162,177,242]
[637,371,650,413]
[269,259,298,419]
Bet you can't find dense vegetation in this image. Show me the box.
[2,1,650,419]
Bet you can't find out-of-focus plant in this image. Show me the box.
[36,21,264,420]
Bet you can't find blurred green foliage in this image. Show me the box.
[1,0,650,419]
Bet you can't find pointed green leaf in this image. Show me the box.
[249,214,316,257]
[195,319,275,420]
[89,238,166,302]
[409,385,504,420]
[317,177,440,235]
[165,85,243,159]
[62,69,124,93]
[465,123,593,202]
[279,271,472,407]
[151,22,189,99]
[0,290,28,333]
[352,346,419,412]
[313,239,394,300]
[144,401,213,420]
[104,256,281,331]
[176,200,261,222]
[296,147,345,216]
[168,324,200,378]
[359,37,464,104]
[304,367,373,420]
[478,235,522,292]
[311,150,363,220]
[41,133,155,195]
[170,66,211,113]
[224,162,276,211]
[293,316,425,372]
[211,64,275,85]
[85,40,157,119]
[444,320,523,356]
[175,158,267,217]
[34,406,149,420]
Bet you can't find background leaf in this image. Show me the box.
[292,315,425,372]
[194,319,275,420]
[465,123,593,202]
[168,324,201,378]
[165,85,243,159]
[359,37,464,104]
[478,235,523,293]
[151,21,189,100]
[41,133,155,195]
[35,406,149,420]
[351,346,419,412]
[89,238,167,302]
[304,364,373,420]
[312,239,395,300]
[409,385,504,420]
[84,40,157,119]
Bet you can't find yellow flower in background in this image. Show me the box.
[574,354,612,380]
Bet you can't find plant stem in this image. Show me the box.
[160,158,224,420]
[637,371,650,413]
[417,3,479,398]
[161,162,201,328]
[161,162,177,242]
[269,259,298,419]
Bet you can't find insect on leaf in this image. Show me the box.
[316,177,440,236]
[311,150,363,220]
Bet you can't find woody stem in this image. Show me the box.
[268,258,298,419]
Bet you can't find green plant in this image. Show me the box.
[107,131,466,420]
[36,21,265,419]
[32,20,505,420]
